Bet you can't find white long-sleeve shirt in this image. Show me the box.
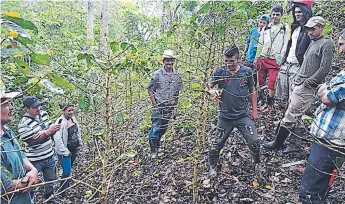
[257,22,290,63]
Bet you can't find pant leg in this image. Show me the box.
[58,155,72,190]
[256,58,268,87]
[275,63,289,103]
[148,107,171,140]
[211,117,235,152]
[299,143,345,204]
[41,156,57,198]
[30,160,44,199]
[234,116,260,153]
[267,62,279,90]
[281,84,315,129]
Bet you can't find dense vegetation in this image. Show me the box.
[1,0,345,203]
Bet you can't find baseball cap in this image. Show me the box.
[23,96,42,108]
[260,14,270,22]
[304,16,325,28]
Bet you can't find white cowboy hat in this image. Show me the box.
[162,49,176,59]
[0,80,21,99]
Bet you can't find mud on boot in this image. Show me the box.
[209,150,219,178]
[149,138,159,159]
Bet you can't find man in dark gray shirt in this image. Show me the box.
[263,16,335,154]
[208,45,259,178]
[147,50,183,159]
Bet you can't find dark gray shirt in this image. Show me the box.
[210,66,254,120]
[294,36,335,87]
[147,66,183,106]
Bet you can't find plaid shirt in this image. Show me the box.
[311,70,345,146]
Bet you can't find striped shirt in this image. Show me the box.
[311,70,345,146]
[17,111,54,161]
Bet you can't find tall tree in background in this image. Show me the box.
[100,1,109,54]
[87,0,94,45]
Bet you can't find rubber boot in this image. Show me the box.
[258,90,266,107]
[282,129,303,154]
[209,150,219,178]
[267,95,274,107]
[263,124,290,150]
[149,138,159,159]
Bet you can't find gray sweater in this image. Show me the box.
[294,36,335,87]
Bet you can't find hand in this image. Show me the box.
[252,110,258,121]
[208,89,222,101]
[33,131,45,139]
[45,124,61,135]
[317,84,328,97]
[22,169,38,192]
[153,104,158,109]
[253,58,258,67]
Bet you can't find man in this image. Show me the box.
[18,96,60,203]
[1,84,38,204]
[208,45,259,178]
[273,1,312,153]
[299,28,345,204]
[255,4,290,111]
[147,50,183,158]
[275,1,312,106]
[243,14,270,86]
[263,16,336,153]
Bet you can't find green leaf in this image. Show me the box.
[129,44,137,53]
[30,53,50,65]
[14,58,29,75]
[16,34,33,45]
[120,42,128,50]
[78,94,90,113]
[340,6,345,12]
[219,27,225,38]
[110,42,120,53]
[85,55,93,68]
[191,83,202,90]
[2,15,38,33]
[77,53,86,60]
[49,73,75,91]
[117,113,125,121]
[82,133,89,142]
[197,2,211,15]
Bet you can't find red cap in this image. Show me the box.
[295,0,312,7]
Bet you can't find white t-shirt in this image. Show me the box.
[286,26,301,64]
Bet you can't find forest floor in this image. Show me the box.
[35,63,345,204]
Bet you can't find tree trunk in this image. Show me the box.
[87,0,94,45]
[100,1,109,54]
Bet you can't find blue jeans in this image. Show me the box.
[148,107,173,140]
[58,150,78,190]
[299,143,345,204]
[31,156,57,199]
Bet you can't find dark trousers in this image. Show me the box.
[299,143,345,204]
[211,116,259,153]
[31,156,57,199]
[148,107,172,140]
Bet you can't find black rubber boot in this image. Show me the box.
[257,90,266,107]
[263,125,290,150]
[282,129,303,154]
[267,95,274,107]
[249,142,260,163]
[209,150,219,178]
[149,138,159,159]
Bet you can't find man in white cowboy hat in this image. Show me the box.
[0,80,38,204]
[147,49,183,158]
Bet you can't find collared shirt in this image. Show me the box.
[209,65,254,120]
[17,111,54,162]
[1,126,33,204]
[147,66,183,106]
[257,22,290,61]
[311,70,345,146]
[246,27,260,62]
